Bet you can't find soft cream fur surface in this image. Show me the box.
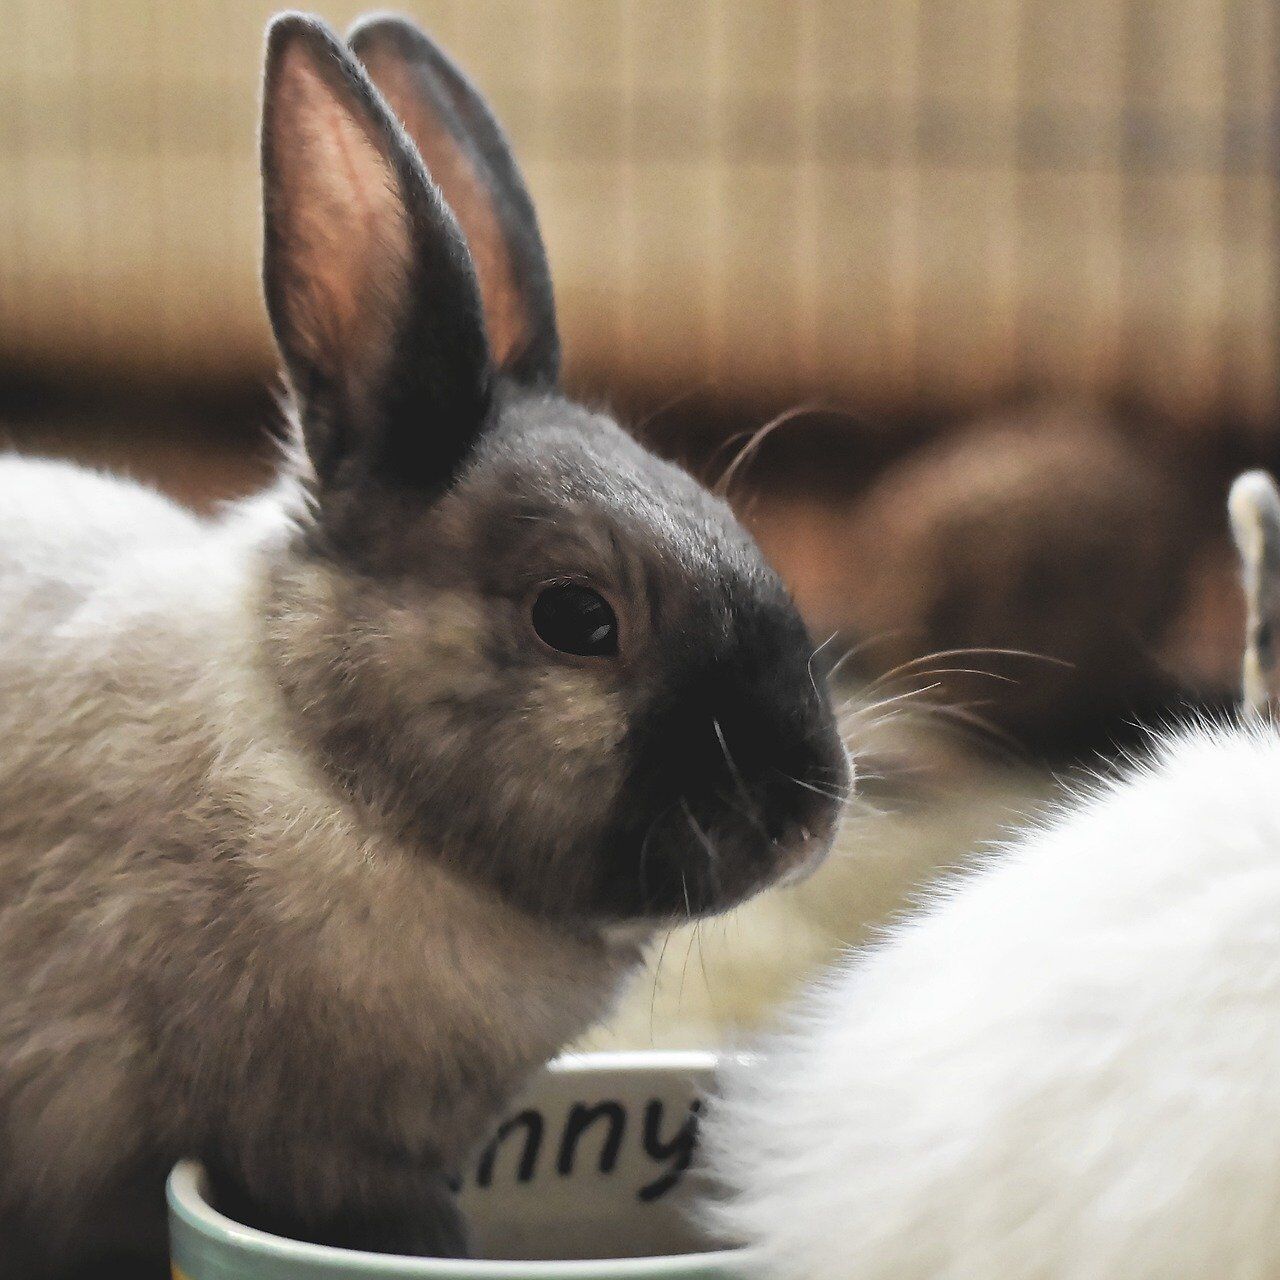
[704,719,1280,1279]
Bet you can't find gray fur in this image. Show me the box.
[0,14,846,1275]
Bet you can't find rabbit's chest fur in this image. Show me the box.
[0,458,636,1249]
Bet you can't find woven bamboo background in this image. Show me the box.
[0,0,1276,424]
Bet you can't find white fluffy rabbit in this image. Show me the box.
[704,473,1280,1279]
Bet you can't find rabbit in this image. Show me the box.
[0,13,849,1278]
[828,402,1193,739]
[702,473,1280,1280]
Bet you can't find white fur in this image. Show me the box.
[706,718,1280,1279]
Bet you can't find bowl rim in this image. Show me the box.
[167,1049,743,1278]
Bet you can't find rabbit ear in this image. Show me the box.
[1229,470,1280,716]
[347,14,560,387]
[261,13,492,492]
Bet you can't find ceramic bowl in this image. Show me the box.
[168,1051,743,1279]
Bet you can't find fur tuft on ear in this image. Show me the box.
[1230,470,1280,716]
[348,14,560,386]
[261,13,492,493]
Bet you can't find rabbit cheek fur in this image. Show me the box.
[705,719,1280,1280]
[0,13,847,1276]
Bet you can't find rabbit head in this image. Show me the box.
[258,14,850,923]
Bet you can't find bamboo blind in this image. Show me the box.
[0,0,1276,424]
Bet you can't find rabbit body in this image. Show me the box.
[707,718,1280,1280]
[0,459,634,1274]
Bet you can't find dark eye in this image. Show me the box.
[532,584,619,657]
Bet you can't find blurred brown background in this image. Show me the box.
[4,1,1276,410]
[3,0,1277,743]
[1,0,1278,1035]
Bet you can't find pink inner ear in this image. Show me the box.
[270,47,413,386]
[358,56,529,371]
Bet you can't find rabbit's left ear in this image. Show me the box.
[1229,470,1280,716]
[261,14,495,496]
[348,14,560,387]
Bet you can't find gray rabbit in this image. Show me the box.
[0,13,847,1277]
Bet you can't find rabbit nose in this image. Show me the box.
[767,815,813,854]
[764,784,841,850]
[774,824,833,886]
[762,738,851,841]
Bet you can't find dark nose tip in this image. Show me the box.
[696,645,851,847]
[760,751,850,849]
[766,814,816,852]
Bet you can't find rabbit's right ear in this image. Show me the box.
[261,14,492,493]
[347,14,559,387]
[1229,470,1280,716]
